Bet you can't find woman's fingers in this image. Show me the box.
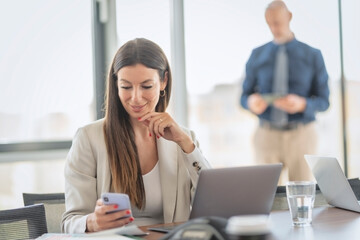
[137,112,193,152]
[96,198,103,206]
[105,215,134,229]
[95,200,117,215]
[153,117,165,138]
[90,199,134,232]
[105,209,132,221]
[138,113,154,136]
[96,209,134,230]
[139,112,170,138]
[158,118,166,136]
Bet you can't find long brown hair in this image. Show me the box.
[103,38,172,209]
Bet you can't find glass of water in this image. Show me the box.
[286,181,316,227]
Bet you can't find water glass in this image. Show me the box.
[286,181,315,227]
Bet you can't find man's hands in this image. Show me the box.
[273,94,306,114]
[248,93,268,115]
[248,93,306,115]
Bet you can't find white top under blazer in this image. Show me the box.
[131,161,164,226]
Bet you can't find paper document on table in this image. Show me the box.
[37,235,131,240]
[87,224,147,237]
[36,225,147,239]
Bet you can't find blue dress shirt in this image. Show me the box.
[240,38,330,124]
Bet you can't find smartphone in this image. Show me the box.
[261,93,285,104]
[101,192,132,217]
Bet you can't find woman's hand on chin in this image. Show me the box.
[138,112,195,153]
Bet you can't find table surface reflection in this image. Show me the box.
[140,206,360,240]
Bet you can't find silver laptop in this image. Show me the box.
[305,155,360,213]
[189,163,282,219]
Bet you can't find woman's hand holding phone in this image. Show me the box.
[85,193,134,232]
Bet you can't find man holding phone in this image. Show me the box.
[240,0,329,184]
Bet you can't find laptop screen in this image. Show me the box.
[305,155,360,213]
[190,163,282,219]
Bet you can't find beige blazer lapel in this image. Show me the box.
[157,137,178,223]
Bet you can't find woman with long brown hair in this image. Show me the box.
[62,38,210,233]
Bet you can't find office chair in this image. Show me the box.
[23,193,65,233]
[0,204,48,240]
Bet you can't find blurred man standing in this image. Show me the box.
[240,0,329,184]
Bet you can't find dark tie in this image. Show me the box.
[271,45,288,127]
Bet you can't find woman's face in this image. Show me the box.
[117,64,167,119]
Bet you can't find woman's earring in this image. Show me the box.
[160,89,166,97]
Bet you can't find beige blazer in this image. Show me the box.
[61,119,210,233]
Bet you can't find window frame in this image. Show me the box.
[0,0,350,178]
[0,0,112,158]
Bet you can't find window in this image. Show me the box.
[0,0,94,144]
[342,0,360,177]
[1,0,357,211]
[184,0,342,168]
[115,0,171,59]
[0,0,93,210]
